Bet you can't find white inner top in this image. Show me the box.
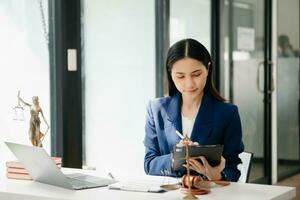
[181,115,196,138]
[181,104,201,138]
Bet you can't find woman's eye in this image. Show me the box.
[192,73,201,77]
[177,76,184,79]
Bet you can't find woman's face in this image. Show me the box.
[171,57,208,99]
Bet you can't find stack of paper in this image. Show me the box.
[109,176,180,193]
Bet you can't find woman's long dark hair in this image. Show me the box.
[166,38,225,101]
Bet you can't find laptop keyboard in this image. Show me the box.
[66,173,116,190]
[68,178,98,190]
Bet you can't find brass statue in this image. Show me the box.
[18,92,49,147]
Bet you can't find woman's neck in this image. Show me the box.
[181,92,204,119]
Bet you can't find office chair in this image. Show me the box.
[237,151,253,183]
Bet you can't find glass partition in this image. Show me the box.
[277,0,300,179]
[0,0,50,166]
[220,0,267,182]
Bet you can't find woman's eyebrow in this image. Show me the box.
[175,69,202,74]
[191,69,202,73]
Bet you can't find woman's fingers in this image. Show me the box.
[183,164,196,172]
[199,156,209,167]
[188,159,206,174]
[184,156,226,181]
[193,141,199,146]
[221,156,226,166]
[217,156,226,171]
[176,140,199,147]
[183,163,203,175]
[176,140,184,147]
[187,141,199,146]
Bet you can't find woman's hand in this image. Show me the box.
[185,156,226,181]
[176,139,199,147]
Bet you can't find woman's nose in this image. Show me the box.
[185,77,195,88]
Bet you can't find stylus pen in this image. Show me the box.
[175,130,184,139]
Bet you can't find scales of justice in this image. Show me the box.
[13,91,49,147]
[173,131,222,200]
[176,134,199,200]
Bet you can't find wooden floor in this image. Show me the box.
[277,173,300,200]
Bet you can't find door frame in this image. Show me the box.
[271,0,278,185]
[263,0,273,185]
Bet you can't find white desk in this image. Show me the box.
[0,168,296,200]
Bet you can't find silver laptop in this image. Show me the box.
[5,142,116,190]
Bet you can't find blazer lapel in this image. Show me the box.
[162,93,183,152]
[166,93,182,136]
[190,93,214,144]
[165,92,215,145]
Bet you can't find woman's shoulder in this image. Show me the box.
[206,93,238,114]
[148,96,172,109]
[214,100,238,111]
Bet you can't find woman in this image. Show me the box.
[144,38,244,181]
[18,94,49,147]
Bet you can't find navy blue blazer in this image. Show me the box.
[144,92,244,182]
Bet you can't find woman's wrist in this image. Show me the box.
[215,172,222,181]
[211,170,225,181]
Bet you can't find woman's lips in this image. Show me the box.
[186,88,198,93]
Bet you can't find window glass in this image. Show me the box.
[82,0,155,176]
[0,0,50,165]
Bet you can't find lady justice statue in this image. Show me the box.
[17,91,49,147]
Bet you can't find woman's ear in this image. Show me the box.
[207,62,211,75]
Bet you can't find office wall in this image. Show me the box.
[82,0,155,177]
[0,0,50,166]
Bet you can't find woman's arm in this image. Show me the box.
[144,101,174,176]
[183,105,244,181]
[221,105,244,182]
